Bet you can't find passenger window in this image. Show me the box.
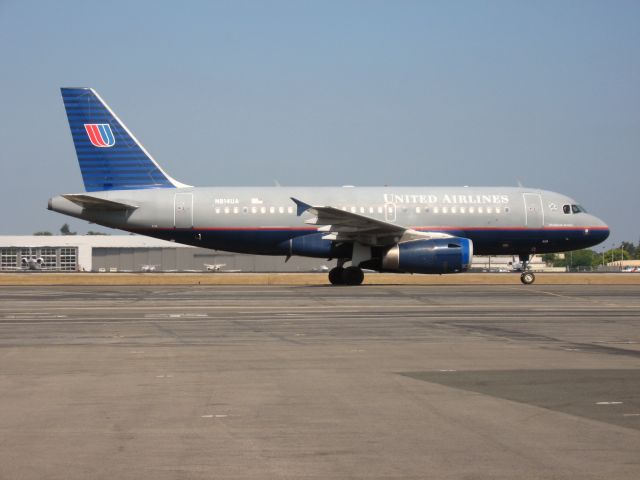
[215,207,220,214]
[377,206,383,214]
[415,207,421,214]
[287,206,293,214]
[469,207,474,214]
[433,207,439,214]
[224,207,229,214]
[563,205,571,214]
[460,207,465,214]
[269,206,275,214]
[369,207,374,214]
[360,206,365,214]
[278,206,284,214]
[260,207,266,214]
[251,206,257,214]
[243,207,248,214]
[233,207,239,214]
[486,207,492,214]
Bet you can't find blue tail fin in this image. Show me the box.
[61,88,188,192]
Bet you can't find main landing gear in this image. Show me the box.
[519,254,535,285]
[328,261,364,286]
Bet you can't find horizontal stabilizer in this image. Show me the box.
[62,194,139,211]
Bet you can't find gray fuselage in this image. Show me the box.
[49,185,610,260]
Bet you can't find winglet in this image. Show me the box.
[290,197,312,216]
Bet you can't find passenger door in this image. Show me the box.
[174,193,193,229]
[523,193,544,228]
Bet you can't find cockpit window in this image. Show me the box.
[563,205,571,214]
[571,204,586,214]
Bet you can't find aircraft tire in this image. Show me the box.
[520,272,535,285]
[342,266,364,286]
[329,267,345,285]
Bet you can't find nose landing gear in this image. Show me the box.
[519,254,535,285]
[520,271,535,285]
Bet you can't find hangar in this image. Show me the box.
[0,236,328,273]
[0,236,552,273]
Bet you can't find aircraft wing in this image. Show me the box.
[62,194,139,211]
[291,197,452,246]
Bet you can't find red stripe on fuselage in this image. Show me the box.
[413,226,610,232]
[131,226,608,232]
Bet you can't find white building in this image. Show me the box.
[0,235,326,273]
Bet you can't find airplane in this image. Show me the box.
[48,88,610,285]
[204,263,226,272]
[22,256,44,270]
[204,264,243,273]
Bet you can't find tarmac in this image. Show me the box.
[1,283,639,479]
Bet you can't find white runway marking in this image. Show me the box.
[596,401,623,405]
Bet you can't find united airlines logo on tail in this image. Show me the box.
[84,123,115,147]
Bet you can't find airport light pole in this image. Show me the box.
[611,243,615,265]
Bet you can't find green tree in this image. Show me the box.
[550,250,604,269]
[620,241,636,259]
[567,249,600,268]
[604,247,631,264]
[60,223,76,236]
[33,231,53,236]
[86,231,109,235]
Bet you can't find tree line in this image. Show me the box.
[33,224,109,236]
[541,241,639,268]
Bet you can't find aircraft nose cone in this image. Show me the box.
[589,216,610,245]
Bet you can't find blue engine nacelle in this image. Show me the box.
[381,237,473,274]
[279,233,352,259]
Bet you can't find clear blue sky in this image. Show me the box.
[0,0,638,248]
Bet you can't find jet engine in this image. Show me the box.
[381,237,473,274]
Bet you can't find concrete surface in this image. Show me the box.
[2,272,640,286]
[0,284,639,479]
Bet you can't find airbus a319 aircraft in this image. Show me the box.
[49,88,610,285]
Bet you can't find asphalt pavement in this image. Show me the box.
[1,284,639,479]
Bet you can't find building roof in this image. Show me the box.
[0,235,193,248]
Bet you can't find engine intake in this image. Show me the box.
[381,237,473,274]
